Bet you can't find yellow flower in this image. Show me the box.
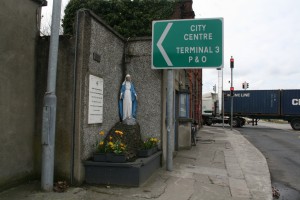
[109,136,113,141]
[142,137,159,149]
[108,141,113,146]
[99,141,104,146]
[99,131,105,136]
[115,130,124,135]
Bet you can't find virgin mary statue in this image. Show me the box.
[119,74,137,121]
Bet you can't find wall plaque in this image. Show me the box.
[88,75,103,124]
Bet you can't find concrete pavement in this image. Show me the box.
[0,126,272,200]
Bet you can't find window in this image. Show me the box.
[179,92,189,118]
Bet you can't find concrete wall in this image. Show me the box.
[126,38,162,141]
[73,11,126,183]
[36,36,75,180]
[178,120,192,149]
[0,0,42,190]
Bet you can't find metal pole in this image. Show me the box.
[41,0,62,191]
[230,67,233,130]
[222,68,224,128]
[167,69,174,171]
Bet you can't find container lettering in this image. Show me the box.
[292,99,300,105]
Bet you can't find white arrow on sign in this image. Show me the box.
[157,23,173,66]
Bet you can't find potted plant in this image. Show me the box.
[93,130,106,162]
[105,130,127,163]
[138,137,159,157]
[93,129,128,162]
[106,141,127,163]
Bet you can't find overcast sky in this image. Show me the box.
[42,0,300,93]
[193,0,300,93]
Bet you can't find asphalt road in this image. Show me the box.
[238,121,300,200]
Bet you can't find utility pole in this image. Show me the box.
[41,0,62,191]
[217,68,224,128]
[230,56,234,130]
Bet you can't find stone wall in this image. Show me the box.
[126,38,162,141]
[71,11,125,183]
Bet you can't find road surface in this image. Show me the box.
[239,121,300,200]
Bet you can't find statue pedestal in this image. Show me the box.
[104,122,141,160]
[122,118,137,125]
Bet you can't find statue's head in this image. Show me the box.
[125,74,131,81]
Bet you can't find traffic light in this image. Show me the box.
[230,87,234,96]
[230,56,234,68]
[242,82,249,89]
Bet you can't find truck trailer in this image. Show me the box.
[202,89,300,130]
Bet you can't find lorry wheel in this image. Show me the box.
[233,118,241,127]
[206,119,213,126]
[229,118,241,127]
[239,118,246,127]
[291,119,300,130]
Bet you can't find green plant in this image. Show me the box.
[112,140,127,155]
[62,0,178,37]
[104,130,127,154]
[142,137,159,150]
[112,130,126,154]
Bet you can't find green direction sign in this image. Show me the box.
[152,18,223,69]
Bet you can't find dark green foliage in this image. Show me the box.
[62,0,178,37]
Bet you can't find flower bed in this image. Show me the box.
[84,151,162,187]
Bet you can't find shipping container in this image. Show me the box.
[203,89,300,130]
[223,90,280,116]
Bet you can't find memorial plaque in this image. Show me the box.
[88,75,103,124]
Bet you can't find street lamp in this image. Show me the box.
[230,56,234,130]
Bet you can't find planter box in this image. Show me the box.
[138,146,158,157]
[84,151,162,187]
[93,153,126,163]
[93,153,106,162]
[106,153,126,163]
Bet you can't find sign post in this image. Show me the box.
[152,18,223,171]
[152,18,223,69]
